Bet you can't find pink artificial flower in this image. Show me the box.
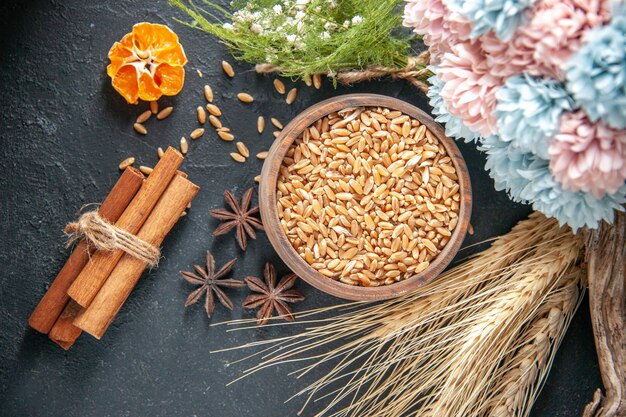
[403,0,472,64]
[438,41,502,136]
[481,31,534,78]
[549,111,626,198]
[482,0,610,80]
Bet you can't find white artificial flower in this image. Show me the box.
[286,34,297,43]
[342,20,350,28]
[235,11,253,22]
[273,4,283,14]
[222,23,234,30]
[321,31,330,40]
[296,0,310,5]
[351,15,363,25]
[295,11,306,20]
[324,21,337,31]
[250,23,263,34]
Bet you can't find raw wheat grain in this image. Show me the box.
[221,60,234,77]
[118,157,135,170]
[257,116,265,133]
[209,115,222,129]
[136,110,151,124]
[230,152,245,163]
[133,123,147,135]
[218,131,234,142]
[237,93,254,103]
[313,73,322,89]
[271,117,283,129]
[286,88,297,105]
[190,128,205,139]
[206,103,221,116]
[273,79,286,94]
[236,142,250,158]
[194,106,205,125]
[276,107,460,286]
[180,137,188,154]
[204,84,214,102]
[156,106,173,120]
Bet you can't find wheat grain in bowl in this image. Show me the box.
[276,106,461,287]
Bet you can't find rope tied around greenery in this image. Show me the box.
[255,52,432,94]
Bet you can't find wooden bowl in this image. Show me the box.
[259,94,472,301]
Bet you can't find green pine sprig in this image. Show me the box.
[170,0,418,80]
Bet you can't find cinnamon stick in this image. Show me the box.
[67,147,184,307]
[28,167,144,334]
[74,174,199,339]
[48,300,83,349]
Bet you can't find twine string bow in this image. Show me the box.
[65,211,160,267]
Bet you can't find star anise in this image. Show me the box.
[181,251,245,318]
[210,188,263,251]
[243,262,305,325]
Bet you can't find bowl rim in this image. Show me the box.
[259,93,472,301]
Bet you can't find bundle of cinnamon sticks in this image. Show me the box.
[28,147,199,349]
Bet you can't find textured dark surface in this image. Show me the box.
[0,1,601,416]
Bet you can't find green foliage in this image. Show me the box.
[170,0,415,80]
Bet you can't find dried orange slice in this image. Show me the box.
[107,23,187,104]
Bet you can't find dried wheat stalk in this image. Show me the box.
[483,267,584,417]
[215,213,585,417]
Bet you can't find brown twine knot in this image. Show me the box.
[65,211,160,267]
[255,51,432,94]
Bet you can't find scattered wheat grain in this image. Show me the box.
[236,142,250,158]
[136,110,151,124]
[273,79,286,94]
[222,60,235,77]
[118,157,135,170]
[206,103,221,116]
[156,106,173,120]
[133,123,147,135]
[230,152,245,163]
[190,128,205,139]
[237,93,254,103]
[286,88,297,105]
[180,137,188,154]
[204,85,214,102]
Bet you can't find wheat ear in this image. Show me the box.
[216,213,584,417]
[483,267,585,417]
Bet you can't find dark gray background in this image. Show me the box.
[0,1,601,416]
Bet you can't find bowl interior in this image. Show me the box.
[259,94,472,301]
